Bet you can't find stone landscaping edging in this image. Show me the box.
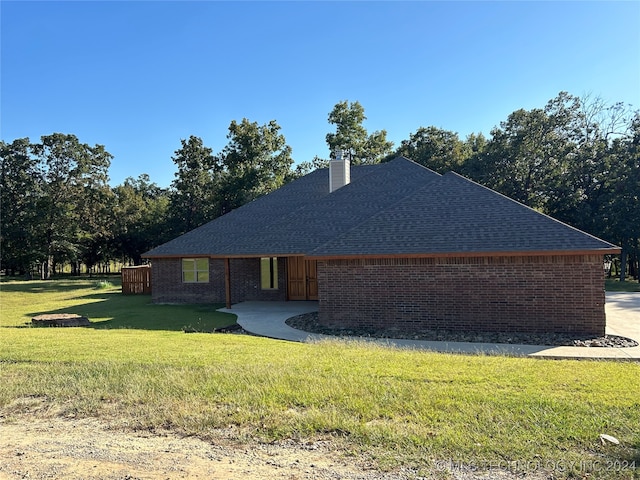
[285,312,638,348]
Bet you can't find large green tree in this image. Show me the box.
[113,174,169,265]
[216,118,293,214]
[291,155,329,178]
[556,95,636,236]
[167,120,294,235]
[602,113,640,279]
[168,135,218,235]
[325,100,393,165]
[465,95,577,212]
[0,138,42,275]
[31,134,113,278]
[393,126,472,173]
[76,144,115,274]
[463,92,638,277]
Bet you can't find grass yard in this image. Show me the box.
[0,279,639,478]
[0,277,236,332]
[606,278,640,292]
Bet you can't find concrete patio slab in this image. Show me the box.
[218,293,640,360]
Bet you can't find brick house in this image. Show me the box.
[143,156,619,336]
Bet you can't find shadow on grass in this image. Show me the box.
[1,276,123,295]
[17,286,237,332]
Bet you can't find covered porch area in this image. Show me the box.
[221,256,318,309]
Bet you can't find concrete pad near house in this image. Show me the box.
[218,302,330,342]
[527,291,640,360]
[218,293,640,360]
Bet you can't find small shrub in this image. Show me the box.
[182,318,208,333]
[95,280,113,290]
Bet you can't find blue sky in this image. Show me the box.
[2,1,639,188]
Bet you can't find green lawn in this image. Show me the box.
[606,278,640,292]
[1,279,639,478]
[0,278,236,331]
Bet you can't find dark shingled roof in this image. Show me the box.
[143,157,618,258]
[143,162,383,257]
[309,172,618,256]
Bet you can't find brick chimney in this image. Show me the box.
[329,149,351,193]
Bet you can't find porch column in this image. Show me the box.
[224,258,231,309]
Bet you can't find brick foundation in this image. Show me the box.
[317,255,606,336]
[151,257,287,304]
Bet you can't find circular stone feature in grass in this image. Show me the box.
[32,314,91,327]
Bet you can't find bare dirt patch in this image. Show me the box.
[0,413,545,480]
[0,414,410,480]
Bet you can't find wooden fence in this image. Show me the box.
[121,265,152,294]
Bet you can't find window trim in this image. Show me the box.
[182,258,209,283]
[260,257,278,290]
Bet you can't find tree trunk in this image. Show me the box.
[619,250,627,282]
[633,239,639,280]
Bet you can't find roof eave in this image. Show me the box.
[143,247,621,261]
[142,252,308,260]
[305,248,621,261]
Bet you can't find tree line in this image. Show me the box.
[1,92,638,280]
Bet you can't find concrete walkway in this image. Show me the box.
[218,292,640,360]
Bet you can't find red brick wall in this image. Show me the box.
[151,257,287,304]
[317,255,606,335]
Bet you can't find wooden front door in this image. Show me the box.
[287,257,318,300]
[306,259,318,300]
